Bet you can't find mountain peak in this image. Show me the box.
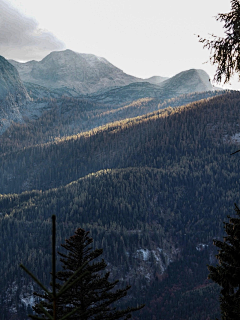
[9,49,142,95]
[159,68,213,93]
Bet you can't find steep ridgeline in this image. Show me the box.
[0,56,30,133]
[3,92,240,318]
[9,49,143,96]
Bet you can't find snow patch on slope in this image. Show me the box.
[223,132,240,144]
[133,247,173,276]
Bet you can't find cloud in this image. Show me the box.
[0,0,66,61]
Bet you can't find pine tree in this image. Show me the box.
[20,215,91,320]
[207,204,240,319]
[199,0,240,84]
[32,228,144,319]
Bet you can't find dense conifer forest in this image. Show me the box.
[0,90,225,154]
[1,90,240,318]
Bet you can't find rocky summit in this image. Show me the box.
[9,49,143,95]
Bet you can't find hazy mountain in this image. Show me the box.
[9,50,214,102]
[87,69,214,106]
[157,68,213,94]
[9,49,144,95]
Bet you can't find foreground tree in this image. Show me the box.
[32,228,144,319]
[199,0,240,84]
[207,204,240,319]
[20,215,90,320]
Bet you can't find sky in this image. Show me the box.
[0,0,239,90]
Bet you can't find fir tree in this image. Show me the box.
[20,215,91,320]
[32,228,144,319]
[207,204,240,320]
[199,0,240,84]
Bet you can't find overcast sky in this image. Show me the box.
[1,0,239,89]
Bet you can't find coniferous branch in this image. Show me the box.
[198,0,240,84]
[19,264,52,298]
[230,149,240,155]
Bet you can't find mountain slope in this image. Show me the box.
[0,90,226,154]
[0,90,238,195]
[0,55,31,134]
[0,55,30,104]
[9,49,144,95]
[3,88,240,317]
[157,68,213,94]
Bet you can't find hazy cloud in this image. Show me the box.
[0,0,66,61]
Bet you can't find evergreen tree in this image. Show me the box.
[207,204,240,319]
[32,228,144,319]
[199,0,240,84]
[21,215,91,320]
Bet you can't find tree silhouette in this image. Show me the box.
[199,0,240,84]
[32,227,144,319]
[207,204,240,319]
[20,215,90,320]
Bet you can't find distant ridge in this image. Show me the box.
[9,50,214,99]
[87,69,214,106]
[144,75,169,84]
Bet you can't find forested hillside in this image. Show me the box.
[0,90,238,194]
[1,91,240,318]
[0,90,224,154]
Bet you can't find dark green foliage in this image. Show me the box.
[33,228,144,319]
[207,204,240,320]
[0,90,235,195]
[199,0,240,84]
[3,92,240,318]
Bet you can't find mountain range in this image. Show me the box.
[8,49,213,98]
[0,49,236,319]
[0,49,222,137]
[9,49,144,96]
